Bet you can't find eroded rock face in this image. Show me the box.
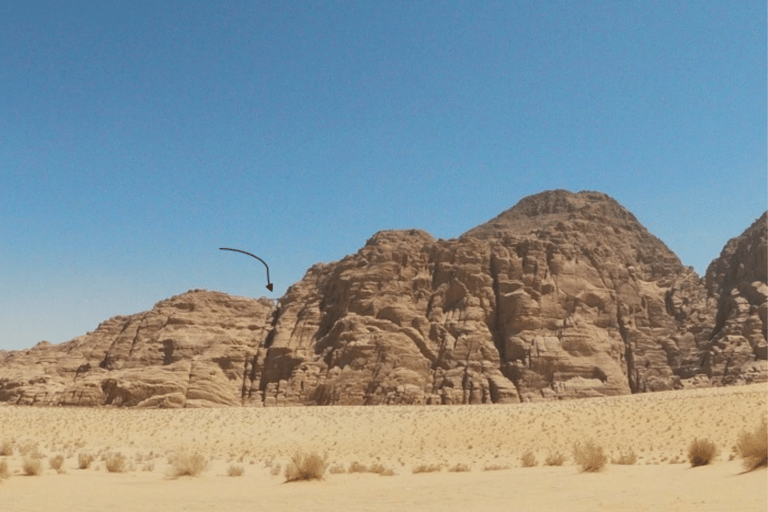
[0,291,276,407]
[1,190,765,407]
[703,212,768,383]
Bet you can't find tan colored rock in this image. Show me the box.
[0,291,275,407]
[0,191,764,407]
[703,212,768,383]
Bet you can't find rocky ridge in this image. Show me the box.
[1,190,765,407]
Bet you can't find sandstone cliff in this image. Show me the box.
[703,212,768,383]
[1,190,765,407]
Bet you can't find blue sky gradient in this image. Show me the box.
[2,1,765,350]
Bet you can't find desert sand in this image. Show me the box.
[1,383,766,512]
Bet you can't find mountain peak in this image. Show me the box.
[463,189,639,239]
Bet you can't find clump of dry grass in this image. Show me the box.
[688,438,718,467]
[78,453,94,469]
[285,451,325,482]
[22,456,44,476]
[348,461,368,473]
[227,464,245,477]
[736,418,767,471]
[105,453,128,473]
[328,464,346,474]
[0,460,10,480]
[368,463,388,475]
[521,451,537,467]
[612,449,638,465]
[169,451,208,477]
[412,463,442,474]
[545,452,566,466]
[573,441,607,472]
[0,440,13,457]
[482,463,510,471]
[49,454,65,473]
[448,463,470,472]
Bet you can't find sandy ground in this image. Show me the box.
[0,383,765,512]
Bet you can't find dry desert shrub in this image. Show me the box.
[348,461,368,473]
[328,464,346,474]
[105,453,128,473]
[612,449,638,465]
[545,452,566,466]
[227,464,245,477]
[78,452,94,469]
[142,462,155,472]
[412,463,442,474]
[0,440,13,456]
[22,456,44,476]
[687,438,718,467]
[285,451,325,482]
[379,468,396,476]
[49,454,65,472]
[368,463,387,474]
[0,460,10,480]
[573,441,607,472]
[736,418,767,471]
[448,463,470,472]
[169,451,208,477]
[521,451,537,467]
[482,463,510,471]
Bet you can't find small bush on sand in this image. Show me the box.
[0,460,10,479]
[736,418,767,471]
[348,461,368,473]
[688,438,718,467]
[227,464,244,477]
[368,463,387,474]
[169,451,208,477]
[105,453,128,473]
[285,451,325,482]
[379,468,396,476]
[521,451,537,467]
[0,440,13,456]
[545,452,566,466]
[482,463,510,471]
[328,464,346,474]
[22,456,44,476]
[448,463,470,472]
[573,441,607,472]
[612,449,638,465]
[49,454,65,472]
[78,453,94,469]
[412,463,442,474]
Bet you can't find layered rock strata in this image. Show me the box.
[1,190,765,407]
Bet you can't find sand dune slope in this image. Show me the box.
[0,383,765,512]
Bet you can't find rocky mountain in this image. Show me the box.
[703,212,767,382]
[1,190,765,407]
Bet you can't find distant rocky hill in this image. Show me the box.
[1,190,765,407]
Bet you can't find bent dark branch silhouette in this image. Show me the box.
[219,247,273,291]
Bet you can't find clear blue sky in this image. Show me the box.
[1,1,765,351]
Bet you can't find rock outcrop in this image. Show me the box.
[1,190,765,407]
[703,212,768,383]
[0,292,276,407]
